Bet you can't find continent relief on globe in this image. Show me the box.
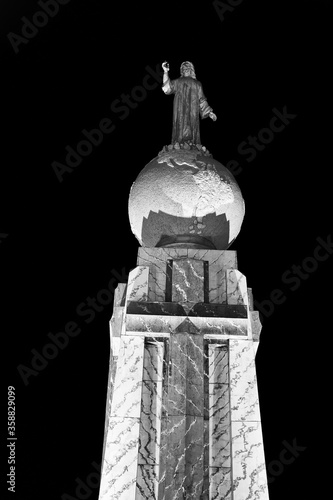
[128,147,245,250]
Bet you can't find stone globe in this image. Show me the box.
[128,146,245,250]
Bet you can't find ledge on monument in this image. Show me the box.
[156,234,216,249]
[126,301,248,319]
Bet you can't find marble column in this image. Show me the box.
[207,342,232,499]
[137,339,164,498]
[99,335,145,500]
[229,339,269,500]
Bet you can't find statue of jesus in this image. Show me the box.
[162,61,217,146]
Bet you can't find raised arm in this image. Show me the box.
[161,61,174,95]
[162,61,169,85]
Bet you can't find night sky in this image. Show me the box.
[1,1,331,499]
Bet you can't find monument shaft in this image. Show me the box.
[98,248,269,499]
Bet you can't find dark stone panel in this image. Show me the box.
[127,301,185,316]
[165,259,173,302]
[126,301,247,318]
[192,303,247,318]
[172,259,205,303]
[204,260,209,303]
[174,317,200,334]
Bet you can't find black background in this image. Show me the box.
[1,0,331,498]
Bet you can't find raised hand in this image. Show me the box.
[162,61,170,73]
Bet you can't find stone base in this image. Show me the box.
[158,141,212,157]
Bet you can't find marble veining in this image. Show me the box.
[99,416,141,500]
[110,336,145,418]
[136,465,159,499]
[143,340,165,382]
[226,269,248,306]
[126,266,149,302]
[172,259,205,304]
[207,343,229,384]
[207,343,231,471]
[209,264,227,304]
[138,340,165,470]
[148,268,167,302]
[209,467,232,500]
[125,314,182,335]
[198,317,248,337]
[231,421,269,500]
[229,339,260,422]
[137,248,238,305]
[138,380,163,465]
[159,415,205,499]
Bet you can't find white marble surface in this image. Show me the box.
[110,306,124,336]
[126,314,248,338]
[251,310,262,343]
[125,314,183,335]
[113,283,127,307]
[126,266,149,303]
[99,416,141,500]
[231,421,269,500]
[110,336,145,418]
[229,339,260,421]
[226,269,248,306]
[200,317,248,337]
[229,340,268,498]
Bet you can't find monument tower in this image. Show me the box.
[98,61,269,499]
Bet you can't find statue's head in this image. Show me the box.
[180,61,196,79]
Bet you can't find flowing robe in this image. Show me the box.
[162,76,213,145]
